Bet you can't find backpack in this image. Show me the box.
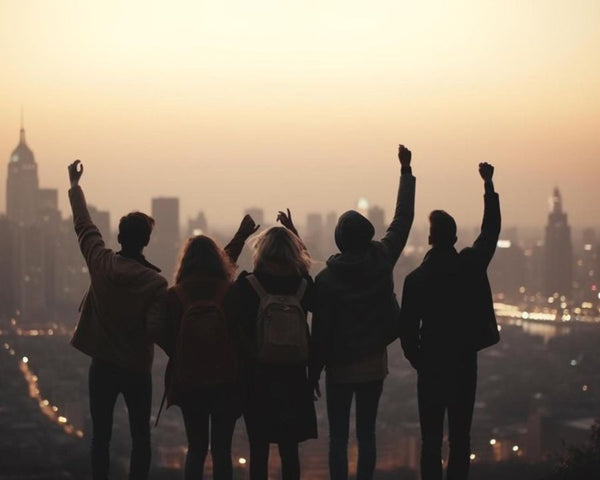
[246,274,309,365]
[171,285,238,389]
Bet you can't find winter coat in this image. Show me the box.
[69,186,167,373]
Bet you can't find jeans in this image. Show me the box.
[326,379,384,480]
[89,358,152,480]
[417,361,477,480]
[180,398,237,480]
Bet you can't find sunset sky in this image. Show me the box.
[1,0,599,233]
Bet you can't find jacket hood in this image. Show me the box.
[335,210,375,253]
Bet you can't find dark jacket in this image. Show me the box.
[226,269,318,443]
[399,191,501,370]
[310,170,416,382]
[69,186,167,373]
[146,228,251,408]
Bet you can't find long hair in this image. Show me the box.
[252,227,311,276]
[174,235,234,284]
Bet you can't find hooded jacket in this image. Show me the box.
[69,186,167,373]
[310,170,415,382]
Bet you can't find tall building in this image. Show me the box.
[187,211,208,237]
[367,205,385,240]
[6,125,39,226]
[306,213,324,260]
[149,197,180,276]
[543,188,573,297]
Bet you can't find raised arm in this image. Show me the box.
[68,160,110,270]
[224,214,260,264]
[380,144,416,264]
[276,208,299,237]
[471,162,501,268]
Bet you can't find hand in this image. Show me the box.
[479,162,494,182]
[398,144,411,167]
[312,380,322,401]
[238,214,260,237]
[276,208,298,236]
[68,160,84,187]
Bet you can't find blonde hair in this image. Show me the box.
[252,227,311,276]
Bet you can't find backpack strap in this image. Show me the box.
[246,274,268,299]
[295,278,307,301]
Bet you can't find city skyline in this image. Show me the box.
[1,1,599,229]
[2,123,598,235]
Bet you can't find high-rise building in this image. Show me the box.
[6,126,39,226]
[367,205,385,240]
[149,197,180,275]
[543,188,573,297]
[306,213,324,260]
[187,211,208,237]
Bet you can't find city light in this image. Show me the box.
[238,457,247,465]
[582,385,588,392]
[2,340,85,440]
[490,439,497,445]
[512,445,520,452]
[469,453,476,461]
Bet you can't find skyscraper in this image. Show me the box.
[543,188,573,297]
[149,197,180,275]
[6,125,39,226]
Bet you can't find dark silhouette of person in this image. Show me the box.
[225,218,317,480]
[310,145,416,480]
[399,162,500,480]
[147,216,258,480]
[67,160,168,480]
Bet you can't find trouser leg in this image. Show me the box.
[326,382,354,480]
[122,369,152,480]
[89,359,120,480]
[355,380,383,480]
[418,375,445,480]
[181,404,210,480]
[278,441,300,480]
[210,411,237,480]
[446,372,477,480]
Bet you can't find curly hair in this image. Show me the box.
[174,235,234,284]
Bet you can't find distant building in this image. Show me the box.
[367,205,385,240]
[543,188,573,297]
[6,126,39,226]
[306,213,324,260]
[149,197,180,275]
[187,211,208,237]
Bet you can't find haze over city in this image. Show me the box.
[1,0,599,229]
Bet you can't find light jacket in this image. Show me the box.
[69,186,167,373]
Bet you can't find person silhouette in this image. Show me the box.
[310,145,416,480]
[399,162,501,480]
[67,160,168,480]
[226,219,317,480]
[147,216,258,480]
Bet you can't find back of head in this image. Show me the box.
[428,210,457,247]
[174,235,233,284]
[335,210,375,253]
[253,226,311,276]
[118,212,155,252]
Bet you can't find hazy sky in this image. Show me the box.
[1,0,599,233]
